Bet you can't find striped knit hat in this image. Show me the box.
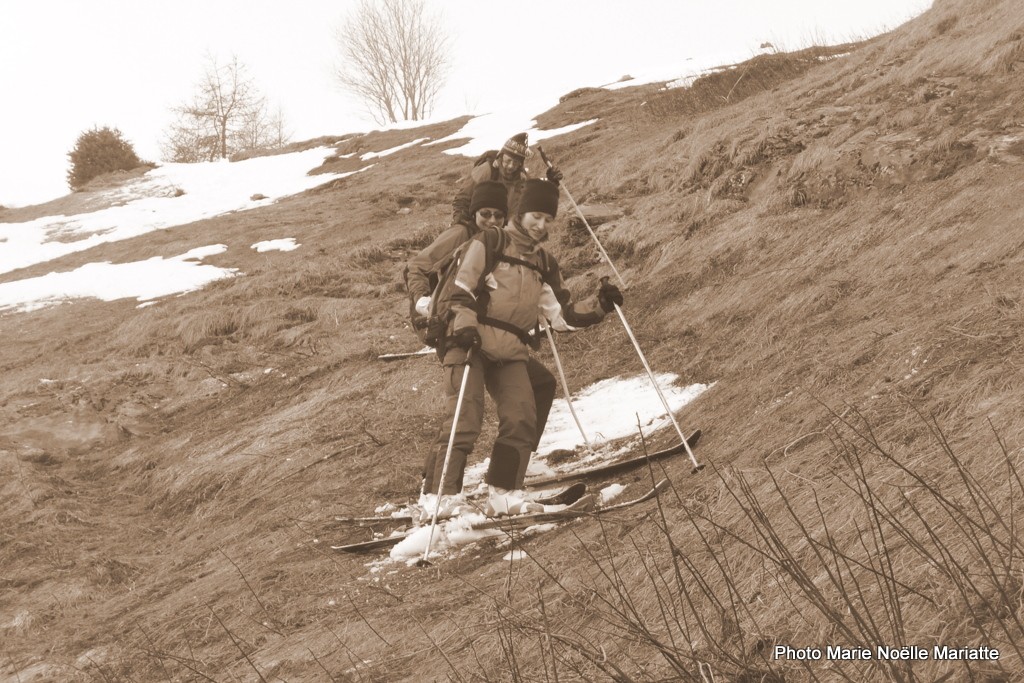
[501,133,530,160]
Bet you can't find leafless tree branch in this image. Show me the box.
[334,0,450,125]
[162,53,291,163]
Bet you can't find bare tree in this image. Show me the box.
[335,0,450,125]
[162,53,290,162]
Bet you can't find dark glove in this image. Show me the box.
[546,166,564,185]
[597,279,624,312]
[451,327,482,350]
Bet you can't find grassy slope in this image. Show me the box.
[3,0,1024,680]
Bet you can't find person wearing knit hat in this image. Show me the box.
[422,177,624,517]
[405,181,560,518]
[449,132,563,229]
[468,179,508,218]
[500,132,530,160]
[406,181,510,331]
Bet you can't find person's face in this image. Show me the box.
[520,211,553,242]
[498,153,523,180]
[475,207,506,230]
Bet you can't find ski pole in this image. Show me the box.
[543,325,594,453]
[537,146,627,290]
[418,348,474,567]
[538,147,701,472]
[608,291,703,473]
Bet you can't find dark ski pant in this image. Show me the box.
[423,355,555,496]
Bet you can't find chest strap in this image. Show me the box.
[497,253,545,275]
[477,316,540,350]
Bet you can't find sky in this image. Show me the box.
[0,0,932,208]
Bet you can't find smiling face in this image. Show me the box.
[498,153,523,180]
[475,207,506,230]
[519,211,553,242]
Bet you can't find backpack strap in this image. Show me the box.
[497,253,545,274]
[470,228,543,349]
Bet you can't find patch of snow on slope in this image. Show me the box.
[602,46,775,91]
[537,373,708,455]
[0,147,357,276]
[360,137,429,160]
[0,245,237,313]
[600,483,627,504]
[252,238,300,253]
[461,373,709,487]
[389,514,502,565]
[429,114,597,158]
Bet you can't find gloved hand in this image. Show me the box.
[597,279,624,312]
[415,296,431,317]
[546,166,564,185]
[451,327,482,350]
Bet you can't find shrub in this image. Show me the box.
[67,126,142,190]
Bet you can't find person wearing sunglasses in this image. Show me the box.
[423,179,622,517]
[450,132,563,230]
[407,181,559,459]
[405,182,559,515]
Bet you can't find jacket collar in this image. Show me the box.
[507,220,545,253]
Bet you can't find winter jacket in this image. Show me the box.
[444,224,607,365]
[405,223,475,303]
[451,159,525,227]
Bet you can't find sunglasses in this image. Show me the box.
[477,209,505,220]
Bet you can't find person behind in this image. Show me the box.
[450,132,562,229]
[423,179,623,516]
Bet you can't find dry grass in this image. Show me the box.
[6,0,1024,680]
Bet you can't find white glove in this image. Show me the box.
[415,296,431,317]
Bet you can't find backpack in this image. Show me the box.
[424,227,551,358]
[473,150,501,181]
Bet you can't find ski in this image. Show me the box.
[332,493,597,553]
[524,429,702,488]
[332,480,668,554]
[334,482,588,527]
[377,347,434,361]
[478,478,670,532]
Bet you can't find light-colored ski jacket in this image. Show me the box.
[444,223,607,365]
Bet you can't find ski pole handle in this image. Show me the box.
[537,145,552,168]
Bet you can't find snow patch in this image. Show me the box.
[0,244,237,313]
[429,116,597,159]
[251,238,300,253]
[389,514,502,565]
[600,483,627,504]
[537,373,709,455]
[360,137,429,160]
[504,550,528,561]
[462,373,709,488]
[603,47,777,92]
[0,147,356,276]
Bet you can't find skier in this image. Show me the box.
[407,181,558,505]
[450,132,563,228]
[423,178,624,516]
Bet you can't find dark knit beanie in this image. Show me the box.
[469,181,508,216]
[501,133,530,160]
[516,179,559,218]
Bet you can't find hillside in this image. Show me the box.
[3,0,1024,680]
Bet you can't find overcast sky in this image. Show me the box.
[0,0,931,208]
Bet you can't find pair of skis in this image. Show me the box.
[331,429,700,553]
[334,429,699,528]
[332,479,669,553]
[336,481,588,528]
